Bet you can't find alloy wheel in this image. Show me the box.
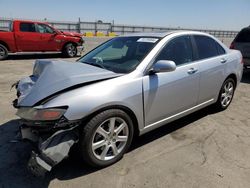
[0,46,6,58]
[91,117,129,161]
[220,81,234,108]
[68,45,76,56]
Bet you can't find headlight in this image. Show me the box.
[16,107,67,121]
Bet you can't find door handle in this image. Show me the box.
[220,58,227,64]
[187,68,198,74]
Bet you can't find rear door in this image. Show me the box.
[192,35,226,104]
[143,35,200,126]
[15,22,42,51]
[36,23,59,51]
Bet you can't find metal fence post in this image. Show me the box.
[95,22,97,34]
[78,17,81,33]
[111,20,114,33]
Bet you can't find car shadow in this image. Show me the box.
[0,106,214,187]
[130,106,215,151]
[241,69,250,84]
[3,53,80,60]
[0,120,49,188]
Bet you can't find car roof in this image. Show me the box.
[122,30,209,38]
[240,26,250,31]
[14,20,50,25]
[122,32,173,38]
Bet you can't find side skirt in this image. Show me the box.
[139,99,215,135]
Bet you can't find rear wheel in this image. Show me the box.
[63,43,77,57]
[80,109,134,167]
[215,78,235,110]
[0,44,8,60]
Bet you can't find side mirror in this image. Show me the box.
[149,60,176,74]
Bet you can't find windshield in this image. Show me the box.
[78,36,160,73]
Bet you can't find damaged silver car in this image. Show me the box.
[13,31,243,176]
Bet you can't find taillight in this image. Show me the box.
[230,42,235,49]
[241,58,244,64]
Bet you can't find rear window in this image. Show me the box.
[194,35,225,60]
[20,23,36,32]
[235,29,250,43]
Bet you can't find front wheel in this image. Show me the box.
[0,44,8,60]
[215,78,236,110]
[80,109,134,167]
[63,43,77,57]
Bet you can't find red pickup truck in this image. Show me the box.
[0,20,84,60]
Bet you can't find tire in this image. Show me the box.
[214,78,236,110]
[62,43,77,58]
[0,44,8,60]
[80,109,134,168]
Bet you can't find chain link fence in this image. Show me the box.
[0,17,238,38]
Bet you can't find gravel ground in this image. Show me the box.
[0,37,250,188]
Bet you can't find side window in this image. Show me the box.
[194,35,219,59]
[216,42,226,55]
[156,36,193,66]
[37,24,54,34]
[235,29,250,43]
[20,23,36,32]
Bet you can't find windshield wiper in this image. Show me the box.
[79,61,105,69]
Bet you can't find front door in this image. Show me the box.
[36,23,59,51]
[143,35,200,126]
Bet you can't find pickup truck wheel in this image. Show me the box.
[0,44,8,60]
[80,109,134,167]
[63,43,77,58]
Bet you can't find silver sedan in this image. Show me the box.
[14,31,243,175]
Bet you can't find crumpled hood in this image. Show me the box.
[17,59,120,107]
[61,31,82,38]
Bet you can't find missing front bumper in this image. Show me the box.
[28,151,52,176]
[77,46,84,55]
[21,124,79,176]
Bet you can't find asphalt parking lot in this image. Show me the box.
[0,38,250,188]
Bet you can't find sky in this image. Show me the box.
[0,0,249,31]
